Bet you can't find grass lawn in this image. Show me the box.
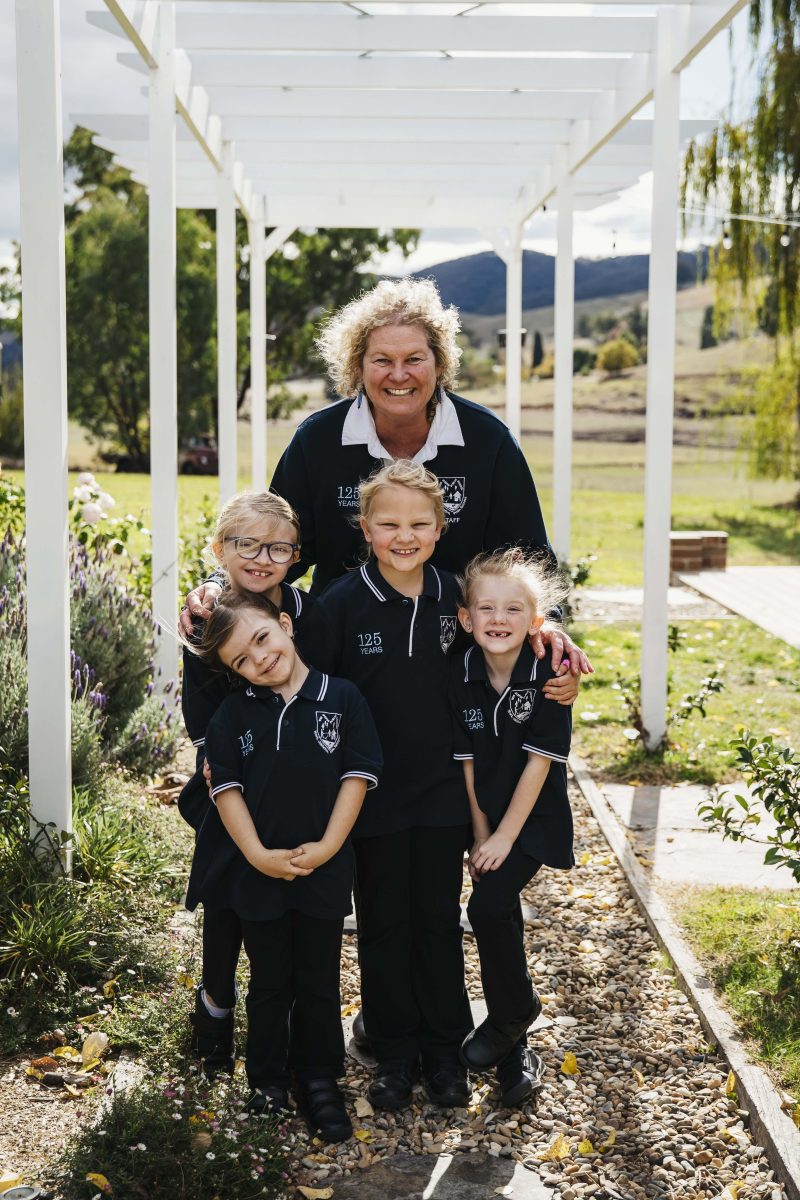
[674,886,800,1095]
[570,618,800,785]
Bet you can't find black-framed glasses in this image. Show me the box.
[224,537,299,563]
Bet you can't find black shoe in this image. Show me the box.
[367,1059,418,1111]
[189,986,235,1079]
[459,998,541,1073]
[497,1047,545,1109]
[245,1084,289,1116]
[352,1008,373,1053]
[296,1078,353,1143]
[423,1059,470,1107]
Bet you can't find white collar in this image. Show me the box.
[340,390,465,464]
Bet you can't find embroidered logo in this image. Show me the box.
[357,631,383,655]
[508,690,535,724]
[314,711,342,753]
[238,729,254,756]
[439,476,467,516]
[440,615,458,653]
[463,706,485,731]
[336,484,361,510]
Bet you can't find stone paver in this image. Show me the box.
[677,566,800,648]
[575,585,731,624]
[324,1151,556,1198]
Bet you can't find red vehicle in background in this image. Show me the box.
[179,434,218,475]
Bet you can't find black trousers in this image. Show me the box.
[202,908,242,1010]
[240,911,345,1088]
[354,823,473,1067]
[467,842,541,1030]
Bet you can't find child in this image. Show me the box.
[451,549,574,1108]
[179,492,330,1078]
[186,591,382,1141]
[319,461,473,1111]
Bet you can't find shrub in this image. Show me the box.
[533,351,555,379]
[112,691,182,779]
[597,338,639,375]
[0,368,24,460]
[573,347,597,375]
[71,785,170,889]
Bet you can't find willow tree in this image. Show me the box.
[682,0,800,484]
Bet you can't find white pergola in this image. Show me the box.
[15,0,740,839]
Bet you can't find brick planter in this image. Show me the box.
[670,530,727,577]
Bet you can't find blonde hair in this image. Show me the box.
[359,460,446,529]
[316,278,462,398]
[207,491,300,567]
[459,548,567,623]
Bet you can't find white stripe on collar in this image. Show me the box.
[341,390,465,464]
[431,565,442,602]
[360,563,387,602]
[317,673,329,702]
[463,644,474,682]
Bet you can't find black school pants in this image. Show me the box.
[240,911,345,1088]
[202,908,242,1010]
[466,842,542,1030]
[354,823,473,1067]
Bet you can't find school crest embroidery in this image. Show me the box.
[439,476,467,516]
[439,615,458,653]
[314,711,341,754]
[508,690,535,724]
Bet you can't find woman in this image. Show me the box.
[181,278,590,686]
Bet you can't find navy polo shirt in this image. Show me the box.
[449,643,574,869]
[186,668,382,922]
[319,558,469,838]
[179,583,332,830]
[271,392,553,595]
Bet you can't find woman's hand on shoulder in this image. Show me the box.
[532,623,593,697]
[179,581,224,637]
[251,846,314,880]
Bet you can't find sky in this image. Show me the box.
[0,2,757,278]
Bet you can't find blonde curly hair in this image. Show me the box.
[359,459,446,529]
[315,278,462,398]
[459,548,567,625]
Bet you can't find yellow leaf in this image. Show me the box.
[725,1069,737,1099]
[632,1068,645,1086]
[80,1059,103,1074]
[598,1129,617,1152]
[0,1172,22,1194]
[715,1183,746,1200]
[53,1045,82,1059]
[577,1139,596,1155]
[82,1032,109,1064]
[177,971,196,990]
[574,890,595,899]
[64,1083,83,1097]
[561,1052,580,1076]
[340,1002,360,1017]
[25,1066,43,1080]
[535,1132,571,1162]
[297,1189,333,1200]
[579,851,591,866]
[792,1104,800,1130]
[102,977,119,999]
[354,1129,374,1143]
[86,1173,113,1194]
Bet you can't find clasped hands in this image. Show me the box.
[250,840,333,882]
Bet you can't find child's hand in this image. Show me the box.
[471,832,514,874]
[290,841,334,871]
[542,659,580,706]
[252,846,313,881]
[468,838,487,882]
[203,758,212,795]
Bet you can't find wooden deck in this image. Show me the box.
[676,566,800,648]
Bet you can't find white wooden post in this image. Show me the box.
[552,175,575,562]
[148,1,179,688]
[15,0,72,843]
[217,143,238,504]
[641,9,681,749]
[505,224,524,441]
[248,212,267,489]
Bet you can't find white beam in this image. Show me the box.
[640,11,681,751]
[176,14,656,55]
[15,0,72,843]
[217,144,238,505]
[248,210,267,490]
[263,225,295,262]
[552,174,575,562]
[504,224,524,443]
[128,52,633,93]
[170,0,693,5]
[148,1,179,690]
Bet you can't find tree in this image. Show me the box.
[532,330,544,369]
[700,305,718,349]
[596,338,639,376]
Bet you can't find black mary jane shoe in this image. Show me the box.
[497,1047,545,1109]
[459,1008,541,1074]
[423,1059,470,1108]
[367,1059,419,1111]
[296,1078,353,1143]
[245,1084,290,1116]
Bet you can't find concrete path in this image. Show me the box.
[601,779,797,891]
[575,584,730,624]
[676,566,800,648]
[325,1152,556,1198]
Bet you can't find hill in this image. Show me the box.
[409,248,704,317]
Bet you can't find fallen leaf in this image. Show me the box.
[82,1032,109,1064]
[792,1104,800,1130]
[713,1183,746,1200]
[561,1052,580,1076]
[579,851,592,866]
[577,1138,596,1155]
[535,1132,571,1161]
[176,971,196,990]
[354,1097,374,1118]
[354,1129,374,1143]
[102,977,119,999]
[725,1069,737,1099]
[80,1059,103,1074]
[31,1055,59,1072]
[53,1045,82,1060]
[86,1173,113,1194]
[25,1066,44,1080]
[64,1083,83,1097]
[598,1129,617,1152]
[297,1189,334,1200]
[632,1068,645,1086]
[0,1172,22,1194]
[340,1003,360,1017]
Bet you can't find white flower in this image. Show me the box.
[6,1006,17,1018]
[98,492,116,513]
[206,1152,216,1160]
[136,1142,147,1151]
[173,1112,183,1120]
[73,485,94,503]
[77,472,95,486]
[81,502,103,525]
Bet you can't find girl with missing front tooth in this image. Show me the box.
[179,492,330,1081]
[451,549,574,1108]
[186,591,382,1141]
[319,460,473,1113]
